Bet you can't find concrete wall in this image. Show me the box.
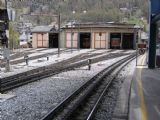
[60,31,65,48]
[32,33,37,48]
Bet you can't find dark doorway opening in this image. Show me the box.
[80,33,91,49]
[49,33,58,48]
[110,33,121,49]
[122,33,134,49]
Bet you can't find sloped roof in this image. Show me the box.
[63,22,136,29]
[31,26,55,33]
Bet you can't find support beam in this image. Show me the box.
[150,0,160,15]
[120,33,123,49]
[148,22,156,68]
[148,0,160,68]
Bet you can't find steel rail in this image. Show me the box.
[41,53,136,120]
[86,56,136,120]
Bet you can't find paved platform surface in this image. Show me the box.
[129,55,160,120]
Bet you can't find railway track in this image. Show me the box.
[0,51,131,93]
[0,49,69,67]
[0,49,119,67]
[0,48,37,63]
[41,54,136,120]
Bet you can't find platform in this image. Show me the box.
[129,55,160,120]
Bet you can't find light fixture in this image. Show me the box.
[72,10,76,14]
[83,10,87,14]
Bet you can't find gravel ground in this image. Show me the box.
[93,59,136,120]
[0,55,131,120]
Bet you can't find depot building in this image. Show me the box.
[31,23,140,49]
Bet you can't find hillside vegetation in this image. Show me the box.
[2,0,148,25]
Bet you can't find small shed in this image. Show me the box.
[31,26,58,48]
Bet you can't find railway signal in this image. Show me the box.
[88,59,91,70]
[24,55,29,65]
[138,43,146,55]
[139,48,145,55]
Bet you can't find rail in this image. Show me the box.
[41,53,136,120]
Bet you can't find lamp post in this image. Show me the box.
[58,0,67,56]
[58,7,60,57]
[135,28,138,66]
[4,0,9,48]
[2,0,10,72]
[71,10,87,51]
[57,0,67,56]
[70,11,76,53]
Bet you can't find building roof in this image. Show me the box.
[31,26,56,33]
[78,22,135,26]
[62,22,136,30]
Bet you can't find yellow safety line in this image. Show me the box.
[137,54,148,120]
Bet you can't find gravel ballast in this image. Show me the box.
[92,59,136,120]
[0,55,133,120]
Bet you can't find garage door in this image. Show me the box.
[94,32,106,49]
[66,32,78,48]
[37,33,48,48]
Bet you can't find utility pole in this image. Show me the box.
[58,7,61,57]
[4,0,10,72]
[5,0,9,48]
[71,20,73,53]
[72,10,87,51]
[78,22,80,51]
